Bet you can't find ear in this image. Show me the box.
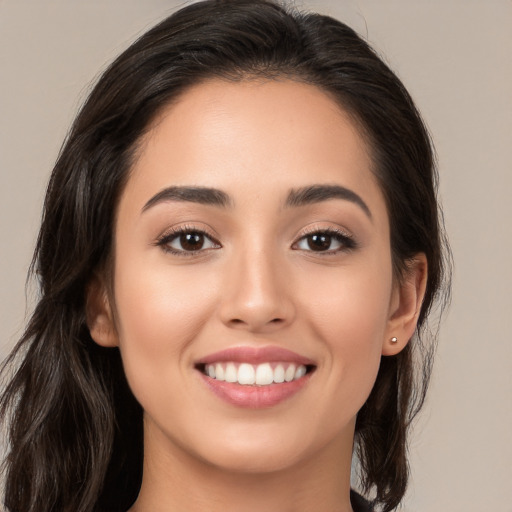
[85,274,119,347]
[382,253,428,356]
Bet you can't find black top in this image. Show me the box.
[350,490,373,512]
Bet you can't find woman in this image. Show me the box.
[0,1,450,511]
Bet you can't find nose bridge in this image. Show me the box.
[219,240,294,331]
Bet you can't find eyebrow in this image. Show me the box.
[141,183,371,219]
[142,186,232,213]
[285,184,372,219]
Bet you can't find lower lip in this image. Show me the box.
[198,371,312,409]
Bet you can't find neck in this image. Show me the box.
[129,419,355,512]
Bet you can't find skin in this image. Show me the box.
[87,79,427,512]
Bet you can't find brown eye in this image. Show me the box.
[294,230,355,253]
[159,229,220,254]
[179,232,205,251]
[307,234,332,251]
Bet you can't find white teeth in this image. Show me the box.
[295,365,307,379]
[203,362,309,386]
[225,363,237,383]
[238,363,255,385]
[215,363,225,381]
[273,364,285,383]
[284,364,296,382]
[255,363,274,385]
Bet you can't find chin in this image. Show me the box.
[201,444,306,475]
[188,422,336,475]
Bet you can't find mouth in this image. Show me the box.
[195,361,316,386]
[194,346,316,408]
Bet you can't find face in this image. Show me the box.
[91,79,412,474]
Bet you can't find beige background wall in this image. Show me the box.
[1,1,511,511]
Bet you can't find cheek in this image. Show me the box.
[114,251,219,338]
[111,255,220,398]
[303,260,392,343]
[301,262,392,403]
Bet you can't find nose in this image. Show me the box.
[218,247,296,333]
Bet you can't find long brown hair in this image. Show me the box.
[1,1,451,511]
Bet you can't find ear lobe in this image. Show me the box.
[85,274,119,347]
[382,253,428,356]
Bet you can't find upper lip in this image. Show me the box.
[196,346,316,366]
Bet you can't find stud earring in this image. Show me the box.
[390,336,398,344]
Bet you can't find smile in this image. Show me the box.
[203,362,308,386]
[195,346,316,408]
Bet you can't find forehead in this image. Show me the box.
[141,78,370,163]
[122,79,386,222]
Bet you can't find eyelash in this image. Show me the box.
[155,225,221,257]
[155,226,357,256]
[292,227,357,254]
